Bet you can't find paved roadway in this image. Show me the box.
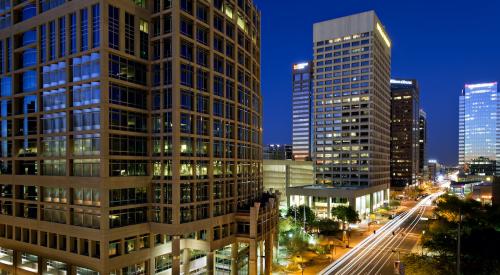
[320,193,440,275]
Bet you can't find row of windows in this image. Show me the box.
[315,32,370,46]
[109,5,149,60]
[0,157,262,177]
[316,60,371,69]
[316,51,370,62]
[316,75,370,83]
[36,5,100,64]
[316,40,370,53]
[0,184,100,206]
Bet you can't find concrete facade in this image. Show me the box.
[309,11,391,216]
[262,160,313,211]
[287,185,389,220]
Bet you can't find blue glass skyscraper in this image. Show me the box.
[292,62,313,161]
[459,82,499,175]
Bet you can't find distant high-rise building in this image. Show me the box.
[295,11,392,218]
[427,159,443,181]
[292,62,313,161]
[0,1,279,274]
[419,109,427,174]
[390,79,420,188]
[459,82,499,176]
[263,144,293,160]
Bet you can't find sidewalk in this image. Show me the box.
[282,223,383,275]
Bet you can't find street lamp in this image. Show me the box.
[421,230,426,256]
[392,249,400,261]
[392,249,402,275]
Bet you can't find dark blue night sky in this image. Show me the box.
[255,0,500,165]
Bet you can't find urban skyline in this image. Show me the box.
[258,0,500,166]
[0,0,498,274]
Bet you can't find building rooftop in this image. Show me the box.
[287,184,389,198]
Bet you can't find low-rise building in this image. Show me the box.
[287,185,389,220]
[263,160,314,211]
[470,182,493,205]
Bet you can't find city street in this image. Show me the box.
[319,193,440,275]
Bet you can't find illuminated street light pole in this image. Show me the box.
[303,204,306,232]
[421,230,426,256]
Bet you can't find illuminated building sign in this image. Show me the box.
[293,63,309,70]
[465,82,497,89]
[390,79,413,85]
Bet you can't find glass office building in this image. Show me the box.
[292,62,313,161]
[459,82,499,175]
[0,1,279,274]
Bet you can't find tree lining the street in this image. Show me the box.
[331,206,360,227]
[285,205,316,230]
[404,194,500,275]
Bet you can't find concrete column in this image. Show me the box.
[327,197,331,218]
[206,251,215,275]
[38,256,43,274]
[171,237,181,275]
[231,242,238,275]
[249,240,257,275]
[265,233,272,275]
[348,197,356,211]
[149,256,156,275]
[286,165,291,209]
[67,264,75,275]
[370,192,374,213]
[259,240,264,274]
[274,228,279,263]
[182,248,191,274]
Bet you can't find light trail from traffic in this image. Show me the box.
[320,193,442,275]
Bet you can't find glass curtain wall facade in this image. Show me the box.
[0,0,278,274]
[459,82,499,175]
[292,62,313,161]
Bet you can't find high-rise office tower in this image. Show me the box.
[459,82,499,176]
[303,11,391,217]
[292,62,313,161]
[418,109,427,174]
[390,79,420,188]
[0,1,278,274]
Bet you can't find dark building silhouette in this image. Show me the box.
[390,79,420,188]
